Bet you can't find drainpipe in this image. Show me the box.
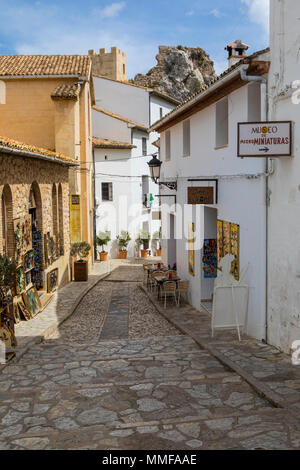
[240,64,270,342]
[92,147,97,261]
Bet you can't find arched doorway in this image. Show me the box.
[1,185,14,258]
[29,182,44,290]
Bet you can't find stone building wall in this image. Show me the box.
[0,151,71,287]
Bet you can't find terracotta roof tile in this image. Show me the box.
[0,136,77,165]
[51,82,82,100]
[92,105,148,131]
[0,55,90,77]
[92,137,136,149]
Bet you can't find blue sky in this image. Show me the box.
[0,0,269,77]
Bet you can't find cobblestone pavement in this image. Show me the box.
[143,286,300,412]
[1,262,300,449]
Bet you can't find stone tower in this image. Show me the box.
[88,47,127,81]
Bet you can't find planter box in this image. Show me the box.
[119,250,127,259]
[141,249,149,259]
[74,261,88,282]
[100,251,108,262]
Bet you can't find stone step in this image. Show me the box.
[0,351,227,393]
[0,370,274,449]
[16,336,196,366]
[3,407,292,450]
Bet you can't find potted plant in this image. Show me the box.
[137,229,151,259]
[0,255,20,297]
[152,230,162,257]
[116,231,131,259]
[70,242,91,281]
[96,231,111,261]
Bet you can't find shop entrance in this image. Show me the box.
[201,207,218,312]
[28,183,44,291]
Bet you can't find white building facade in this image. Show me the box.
[267,0,300,352]
[92,76,177,258]
[151,49,270,341]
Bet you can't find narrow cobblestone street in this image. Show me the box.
[1,262,300,450]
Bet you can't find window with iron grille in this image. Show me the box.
[102,182,113,201]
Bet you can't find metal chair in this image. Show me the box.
[160,281,177,309]
[176,281,189,306]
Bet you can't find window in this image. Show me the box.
[165,130,171,161]
[160,107,163,119]
[215,98,228,148]
[102,182,113,201]
[248,83,261,121]
[142,137,147,156]
[183,119,190,156]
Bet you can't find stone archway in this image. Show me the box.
[29,182,44,290]
[1,184,14,257]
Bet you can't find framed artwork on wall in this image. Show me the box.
[47,268,58,293]
[217,220,240,280]
[188,222,195,277]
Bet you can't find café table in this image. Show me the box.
[154,274,181,299]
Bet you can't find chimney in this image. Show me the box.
[225,40,249,68]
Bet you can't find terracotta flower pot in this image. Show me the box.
[156,249,162,257]
[119,250,127,259]
[100,251,108,261]
[74,261,88,282]
[141,249,149,259]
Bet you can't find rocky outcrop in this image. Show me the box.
[132,45,216,103]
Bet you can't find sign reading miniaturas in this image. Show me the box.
[238,122,292,157]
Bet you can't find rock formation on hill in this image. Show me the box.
[132,45,216,103]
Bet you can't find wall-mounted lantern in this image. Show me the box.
[147,154,177,191]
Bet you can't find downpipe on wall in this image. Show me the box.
[240,64,272,342]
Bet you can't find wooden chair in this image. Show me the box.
[150,271,165,293]
[176,281,189,306]
[143,263,153,285]
[160,281,177,309]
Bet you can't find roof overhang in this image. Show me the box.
[0,144,78,166]
[150,55,270,133]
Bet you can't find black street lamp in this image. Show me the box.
[147,154,177,191]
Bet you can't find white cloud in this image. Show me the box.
[185,10,195,17]
[99,2,126,19]
[241,0,270,37]
[210,8,223,19]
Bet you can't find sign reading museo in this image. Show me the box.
[238,121,292,157]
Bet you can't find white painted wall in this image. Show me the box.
[93,77,150,126]
[92,82,175,258]
[267,0,300,352]
[92,108,131,142]
[160,82,268,340]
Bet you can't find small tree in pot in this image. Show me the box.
[137,229,151,259]
[116,231,131,259]
[0,255,20,298]
[152,229,162,257]
[70,242,91,281]
[96,232,111,261]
